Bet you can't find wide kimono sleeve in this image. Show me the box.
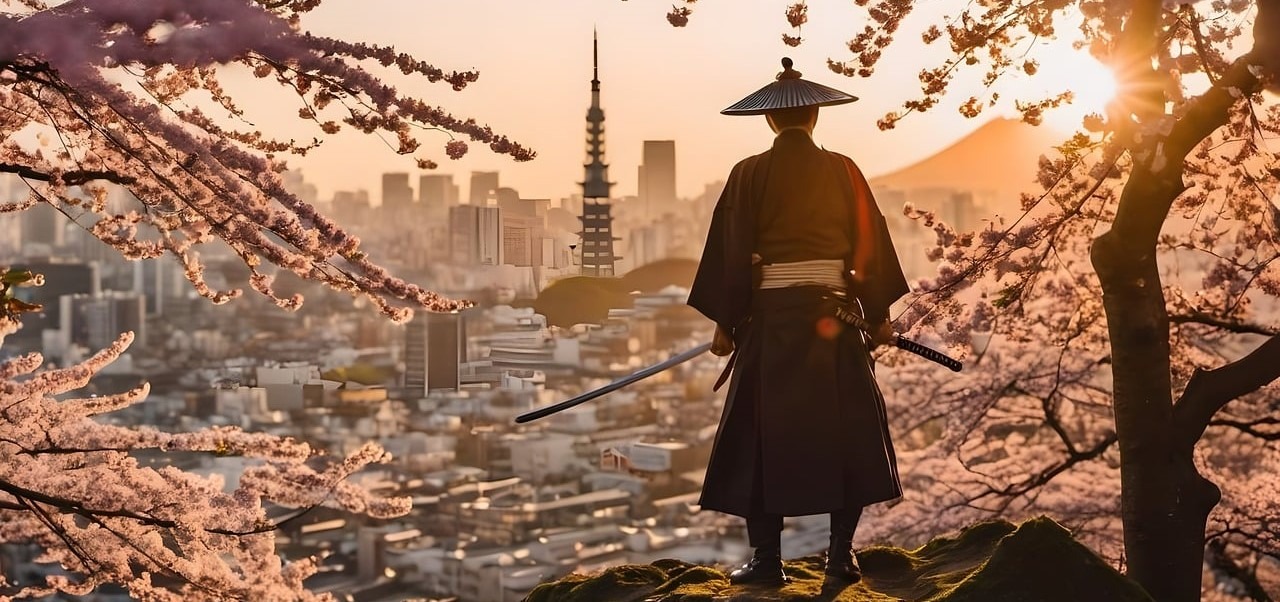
[839,155,909,325]
[688,156,763,334]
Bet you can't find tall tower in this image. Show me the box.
[578,30,621,277]
[640,140,677,214]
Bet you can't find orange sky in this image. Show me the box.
[272,0,1109,203]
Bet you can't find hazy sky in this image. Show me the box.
[273,0,1112,203]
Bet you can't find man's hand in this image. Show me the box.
[711,325,735,357]
[870,321,895,349]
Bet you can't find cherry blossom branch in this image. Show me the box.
[74,509,233,598]
[1204,539,1276,602]
[0,321,406,598]
[1173,335,1280,450]
[1,0,529,319]
[1207,417,1280,441]
[1163,57,1262,168]
[0,465,366,535]
[963,431,1118,504]
[0,162,136,186]
[1169,311,1280,336]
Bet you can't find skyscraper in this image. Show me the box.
[419,174,459,211]
[404,311,464,396]
[21,201,63,252]
[133,256,186,317]
[577,31,620,277]
[640,140,677,212]
[283,169,319,206]
[449,205,503,265]
[12,260,100,342]
[59,291,146,353]
[331,190,371,228]
[469,171,499,206]
[381,173,413,211]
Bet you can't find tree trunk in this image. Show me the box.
[1092,176,1221,602]
[1089,1,1275,596]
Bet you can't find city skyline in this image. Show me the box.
[249,0,1109,203]
[3,1,1276,600]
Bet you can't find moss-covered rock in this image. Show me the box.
[522,564,668,602]
[521,517,1153,602]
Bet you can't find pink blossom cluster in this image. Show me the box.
[0,318,410,599]
[0,0,533,319]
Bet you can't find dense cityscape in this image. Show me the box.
[0,39,997,602]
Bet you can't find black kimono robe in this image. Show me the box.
[688,131,910,518]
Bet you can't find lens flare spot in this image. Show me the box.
[816,316,843,340]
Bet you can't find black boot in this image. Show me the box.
[733,513,787,586]
[729,546,787,586]
[825,507,863,584]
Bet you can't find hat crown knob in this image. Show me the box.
[777,57,802,80]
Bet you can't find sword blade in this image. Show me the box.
[514,342,712,424]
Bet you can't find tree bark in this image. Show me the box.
[1092,177,1221,602]
[1090,0,1278,592]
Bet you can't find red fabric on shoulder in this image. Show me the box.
[840,155,877,286]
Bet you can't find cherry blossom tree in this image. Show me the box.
[663,2,1280,601]
[0,0,538,597]
[2,268,409,600]
[1,0,534,321]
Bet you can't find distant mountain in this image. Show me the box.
[869,117,1070,210]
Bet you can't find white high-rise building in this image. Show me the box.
[449,205,503,265]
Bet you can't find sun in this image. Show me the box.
[1003,44,1118,134]
[1046,55,1117,133]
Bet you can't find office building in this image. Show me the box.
[59,291,146,352]
[502,213,544,267]
[404,311,465,396]
[639,140,677,212]
[20,201,63,252]
[11,260,99,340]
[283,170,319,206]
[419,174,459,211]
[449,205,503,265]
[381,173,413,212]
[470,171,499,206]
[331,190,371,227]
[133,256,186,317]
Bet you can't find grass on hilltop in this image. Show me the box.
[522,517,1153,602]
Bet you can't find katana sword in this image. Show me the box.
[514,343,712,424]
[514,311,962,423]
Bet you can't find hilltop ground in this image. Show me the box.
[523,517,1153,602]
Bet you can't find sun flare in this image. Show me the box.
[1005,44,1118,134]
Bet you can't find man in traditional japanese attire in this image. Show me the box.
[688,57,910,587]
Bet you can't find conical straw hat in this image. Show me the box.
[721,57,858,116]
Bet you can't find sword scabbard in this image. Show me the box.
[894,336,963,372]
[834,302,963,372]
